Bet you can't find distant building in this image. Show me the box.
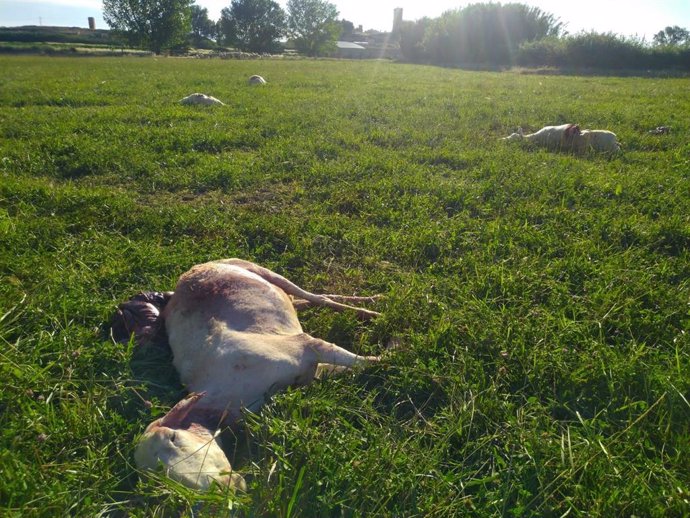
[88,17,95,30]
[327,8,404,60]
[333,40,367,59]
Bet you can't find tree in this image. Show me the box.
[287,0,340,56]
[339,19,354,39]
[103,0,192,54]
[219,0,286,53]
[422,3,563,65]
[191,4,216,40]
[653,26,690,46]
[399,18,432,62]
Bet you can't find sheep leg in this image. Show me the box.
[292,294,383,311]
[303,335,379,367]
[217,259,381,319]
[321,294,383,303]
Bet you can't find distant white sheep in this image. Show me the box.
[501,123,620,153]
[248,75,267,85]
[179,93,225,106]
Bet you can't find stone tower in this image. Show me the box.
[393,8,403,33]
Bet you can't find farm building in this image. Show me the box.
[333,41,367,59]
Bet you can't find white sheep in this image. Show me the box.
[179,93,225,106]
[248,75,267,85]
[132,259,380,490]
[501,123,620,152]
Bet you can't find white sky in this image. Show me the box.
[2,0,690,40]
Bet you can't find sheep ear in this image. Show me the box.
[159,392,207,428]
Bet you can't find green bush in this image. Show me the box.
[517,32,690,70]
[397,2,690,71]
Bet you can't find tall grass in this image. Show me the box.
[0,56,688,516]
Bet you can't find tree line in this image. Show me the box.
[102,0,690,69]
[103,0,344,55]
[398,3,690,70]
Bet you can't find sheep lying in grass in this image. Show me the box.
[501,123,620,153]
[248,75,267,85]
[179,93,225,106]
[116,259,380,490]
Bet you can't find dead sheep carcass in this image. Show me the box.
[501,123,620,153]
[115,259,381,490]
[248,75,267,85]
[179,93,225,106]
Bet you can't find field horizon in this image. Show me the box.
[0,56,688,517]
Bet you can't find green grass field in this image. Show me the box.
[0,55,688,517]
